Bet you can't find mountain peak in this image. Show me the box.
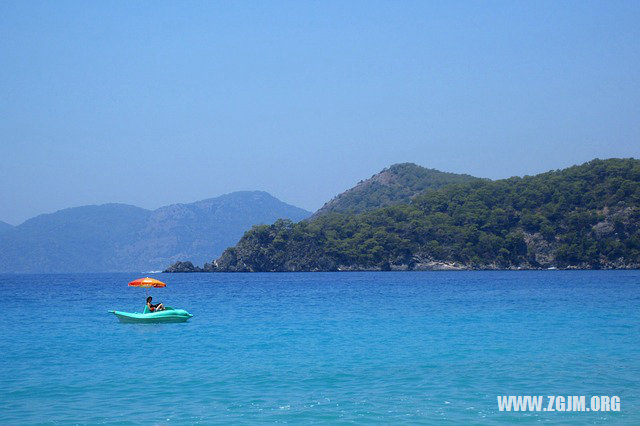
[313,163,479,217]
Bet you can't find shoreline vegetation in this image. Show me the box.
[162,261,640,274]
[166,159,640,273]
[163,260,639,273]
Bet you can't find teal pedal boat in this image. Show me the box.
[109,306,193,323]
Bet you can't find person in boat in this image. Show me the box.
[146,296,165,312]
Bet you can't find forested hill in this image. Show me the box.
[312,163,479,217]
[207,159,640,271]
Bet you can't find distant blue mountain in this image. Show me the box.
[0,221,13,233]
[0,191,310,273]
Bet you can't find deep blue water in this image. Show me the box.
[1,271,639,424]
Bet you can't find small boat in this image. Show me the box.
[109,306,193,323]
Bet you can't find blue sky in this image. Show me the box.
[1,1,639,224]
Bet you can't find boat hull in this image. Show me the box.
[109,308,193,323]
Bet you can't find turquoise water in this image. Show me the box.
[1,271,639,424]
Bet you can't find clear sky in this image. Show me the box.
[1,1,639,225]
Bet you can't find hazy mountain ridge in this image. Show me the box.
[0,221,14,233]
[139,192,311,267]
[0,191,310,273]
[203,159,640,272]
[313,163,479,217]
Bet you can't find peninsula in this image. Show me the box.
[166,159,640,272]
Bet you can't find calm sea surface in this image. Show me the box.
[1,271,638,424]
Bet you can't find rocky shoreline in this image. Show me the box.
[164,259,640,273]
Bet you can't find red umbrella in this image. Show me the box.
[128,277,167,288]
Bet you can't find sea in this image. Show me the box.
[0,271,638,424]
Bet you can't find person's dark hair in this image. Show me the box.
[146,296,152,303]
